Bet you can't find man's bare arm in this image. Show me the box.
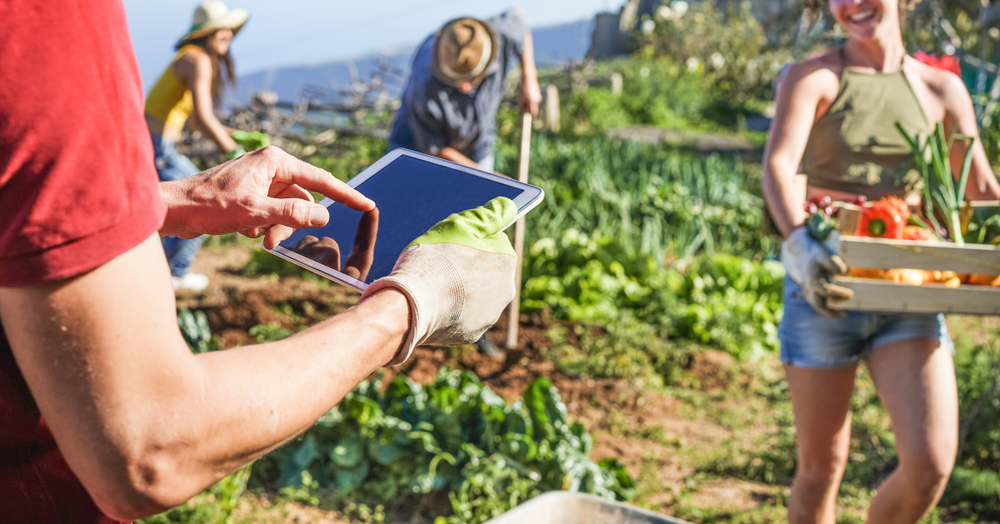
[434,146,481,168]
[0,235,407,519]
[516,20,542,117]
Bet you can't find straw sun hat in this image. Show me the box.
[176,1,250,47]
[432,17,499,88]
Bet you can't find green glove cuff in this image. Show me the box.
[226,146,246,160]
[407,197,517,256]
[231,130,271,151]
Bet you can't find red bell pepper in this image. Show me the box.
[860,197,910,239]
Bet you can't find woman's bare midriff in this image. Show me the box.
[145,114,183,142]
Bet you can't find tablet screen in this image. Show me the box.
[277,154,526,285]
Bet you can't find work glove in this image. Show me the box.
[361,197,518,365]
[231,130,271,151]
[781,227,853,318]
[226,145,247,160]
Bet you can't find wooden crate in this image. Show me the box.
[828,236,1000,315]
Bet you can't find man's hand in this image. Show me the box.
[782,227,853,318]
[159,146,374,249]
[360,197,518,365]
[518,78,542,117]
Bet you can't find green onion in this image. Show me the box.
[896,121,973,245]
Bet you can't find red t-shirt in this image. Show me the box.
[0,0,167,522]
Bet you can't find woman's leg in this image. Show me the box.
[786,364,858,524]
[864,337,958,524]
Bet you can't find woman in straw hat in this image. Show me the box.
[145,0,249,292]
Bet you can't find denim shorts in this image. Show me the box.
[778,277,952,368]
[151,134,205,276]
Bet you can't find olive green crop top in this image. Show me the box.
[801,49,931,197]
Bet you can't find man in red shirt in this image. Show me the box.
[0,1,515,521]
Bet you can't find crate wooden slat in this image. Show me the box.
[828,277,1000,315]
[839,236,1000,275]
[827,202,1000,315]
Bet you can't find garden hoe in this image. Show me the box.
[506,112,532,350]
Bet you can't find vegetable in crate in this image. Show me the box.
[859,196,908,239]
[896,122,973,244]
[967,273,1000,287]
[803,196,839,246]
[902,225,936,242]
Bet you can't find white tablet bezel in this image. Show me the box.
[267,148,545,292]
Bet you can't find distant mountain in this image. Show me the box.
[233,18,594,104]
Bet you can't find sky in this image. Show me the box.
[123,0,617,88]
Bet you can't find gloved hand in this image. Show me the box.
[361,197,518,365]
[781,227,853,318]
[231,130,271,151]
[226,145,247,160]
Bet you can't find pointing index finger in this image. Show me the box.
[270,151,375,212]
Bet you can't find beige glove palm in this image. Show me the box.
[361,197,518,365]
[782,227,853,318]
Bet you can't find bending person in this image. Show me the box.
[762,0,1000,523]
[387,8,542,358]
[145,1,249,291]
[0,2,516,522]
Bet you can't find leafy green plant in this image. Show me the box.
[250,369,632,524]
[939,467,1000,521]
[138,464,253,524]
[558,59,708,134]
[545,316,695,386]
[248,322,294,343]
[522,229,783,359]
[631,0,790,105]
[495,136,775,264]
[177,309,222,354]
[954,337,1000,471]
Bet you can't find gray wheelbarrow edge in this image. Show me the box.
[482,491,694,524]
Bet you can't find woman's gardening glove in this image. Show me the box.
[781,227,853,318]
[231,130,271,151]
[361,197,518,365]
[226,145,246,160]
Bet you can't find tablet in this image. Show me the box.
[267,149,545,291]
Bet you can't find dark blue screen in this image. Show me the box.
[279,155,524,284]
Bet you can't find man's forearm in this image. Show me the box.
[435,147,481,168]
[0,235,408,518]
[184,288,408,484]
[158,180,196,238]
[518,32,538,85]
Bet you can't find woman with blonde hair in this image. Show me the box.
[146,1,249,291]
[763,0,1000,522]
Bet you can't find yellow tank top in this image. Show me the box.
[145,45,200,132]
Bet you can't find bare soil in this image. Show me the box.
[177,242,931,523]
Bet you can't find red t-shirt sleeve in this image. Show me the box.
[0,0,167,287]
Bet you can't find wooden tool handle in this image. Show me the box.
[506,113,532,350]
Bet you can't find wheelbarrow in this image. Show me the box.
[483,492,693,524]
